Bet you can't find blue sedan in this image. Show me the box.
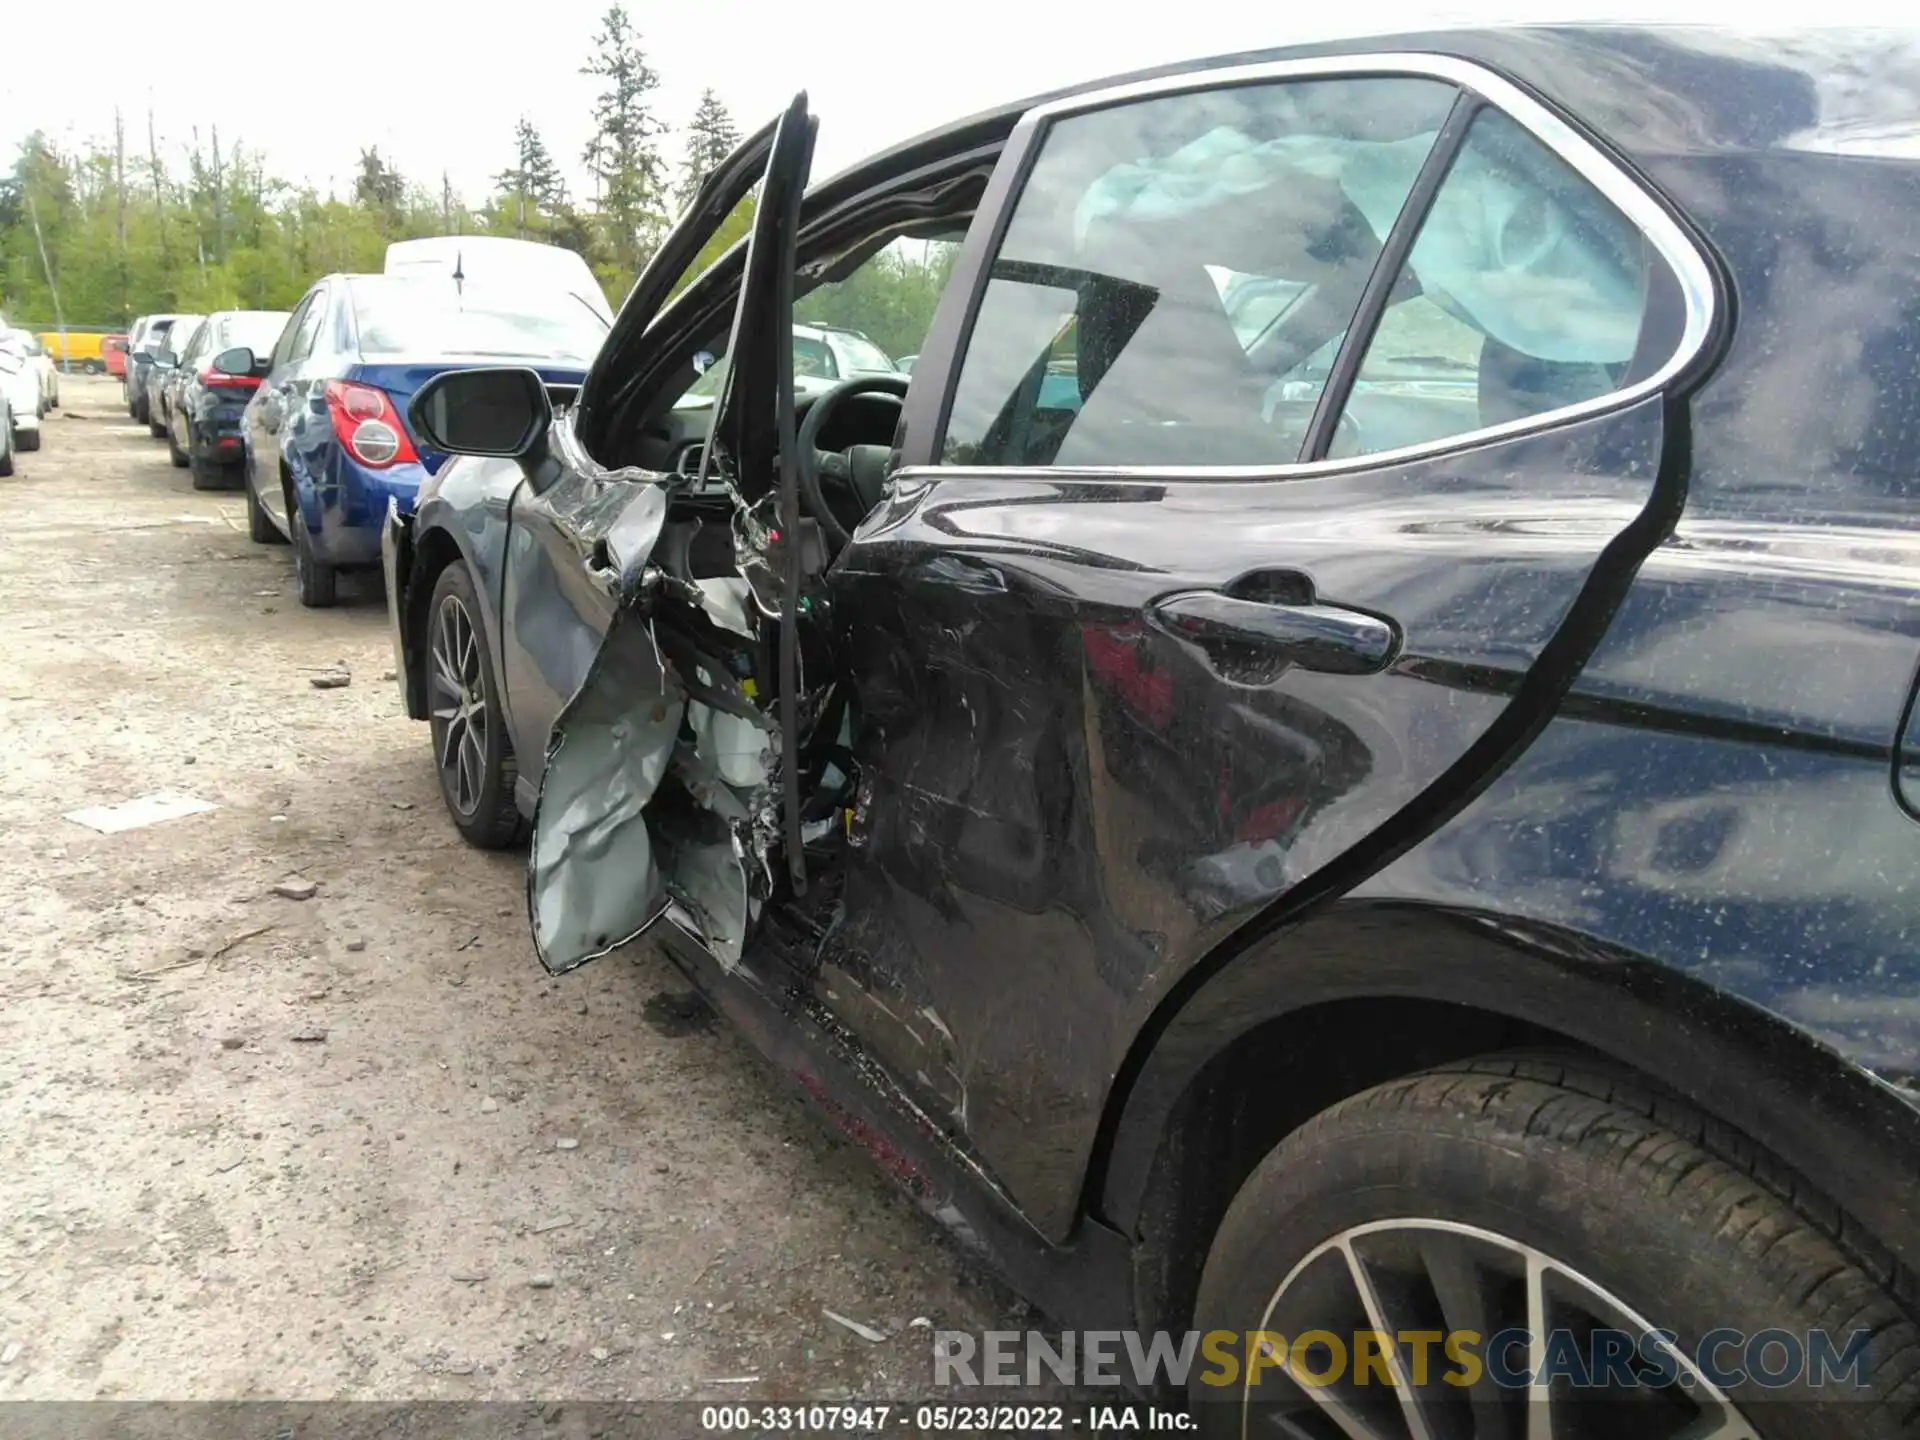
[240,273,604,606]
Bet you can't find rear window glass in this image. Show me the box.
[795,335,835,379]
[346,279,606,364]
[828,331,897,374]
[220,312,290,357]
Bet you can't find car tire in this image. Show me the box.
[0,432,13,477]
[426,561,525,849]
[148,410,169,439]
[246,474,285,543]
[15,428,40,453]
[167,416,191,469]
[190,456,233,491]
[1188,1051,1920,1440]
[284,474,336,608]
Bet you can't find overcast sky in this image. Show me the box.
[2,1,1904,204]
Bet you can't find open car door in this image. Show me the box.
[526,92,816,975]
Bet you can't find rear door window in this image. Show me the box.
[287,291,327,363]
[1329,107,1661,457]
[794,333,837,379]
[269,298,310,370]
[178,322,211,366]
[938,75,1459,468]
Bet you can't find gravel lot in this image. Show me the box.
[0,375,1038,1403]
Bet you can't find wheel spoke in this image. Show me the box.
[439,711,465,774]
[1416,1235,1515,1440]
[1524,1252,1552,1440]
[430,647,462,700]
[459,730,483,811]
[1671,1408,1762,1440]
[458,610,479,688]
[1252,1222,1757,1440]
[1280,1384,1397,1440]
[438,603,463,686]
[1340,1238,1437,1440]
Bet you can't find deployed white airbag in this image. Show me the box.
[1074,117,1645,365]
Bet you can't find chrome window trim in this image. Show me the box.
[918,51,1717,483]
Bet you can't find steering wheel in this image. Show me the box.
[796,373,910,549]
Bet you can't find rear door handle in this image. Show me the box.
[1147,588,1398,678]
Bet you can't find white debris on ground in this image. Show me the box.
[0,377,1075,1404]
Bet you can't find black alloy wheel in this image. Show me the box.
[1189,1052,1920,1440]
[426,561,524,849]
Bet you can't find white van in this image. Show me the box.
[383,237,612,322]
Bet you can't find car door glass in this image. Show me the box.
[940,76,1458,468]
[271,298,312,370]
[1331,108,1661,459]
[288,293,327,364]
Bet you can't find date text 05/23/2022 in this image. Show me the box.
[698,1404,1195,1432]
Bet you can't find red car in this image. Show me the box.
[102,335,129,379]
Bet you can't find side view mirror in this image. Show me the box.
[154,351,178,369]
[409,367,554,463]
[212,346,259,378]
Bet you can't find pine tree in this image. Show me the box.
[676,89,740,209]
[353,147,405,232]
[580,4,666,282]
[494,118,568,239]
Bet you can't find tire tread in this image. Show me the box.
[1262,1052,1920,1423]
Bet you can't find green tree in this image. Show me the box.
[667,193,755,302]
[581,3,667,294]
[353,147,406,234]
[677,89,740,210]
[796,241,962,362]
[494,117,569,240]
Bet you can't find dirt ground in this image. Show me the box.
[0,375,1045,1403]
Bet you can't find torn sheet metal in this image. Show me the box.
[602,484,669,601]
[65,791,217,834]
[530,562,780,973]
[528,612,685,974]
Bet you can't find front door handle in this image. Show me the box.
[1147,589,1398,678]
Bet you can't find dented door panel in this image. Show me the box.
[814,401,1672,1238]
[522,94,815,975]
[498,430,646,785]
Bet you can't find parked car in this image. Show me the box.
[149,320,201,448]
[125,314,188,423]
[384,235,613,322]
[7,329,58,413]
[102,334,130,379]
[385,31,1920,1436]
[670,323,900,423]
[142,315,201,436]
[0,332,42,452]
[240,274,605,607]
[0,349,18,476]
[160,309,290,488]
[38,330,103,375]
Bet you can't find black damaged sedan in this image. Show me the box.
[384,26,1920,1435]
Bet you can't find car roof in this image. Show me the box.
[816,23,1917,200]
